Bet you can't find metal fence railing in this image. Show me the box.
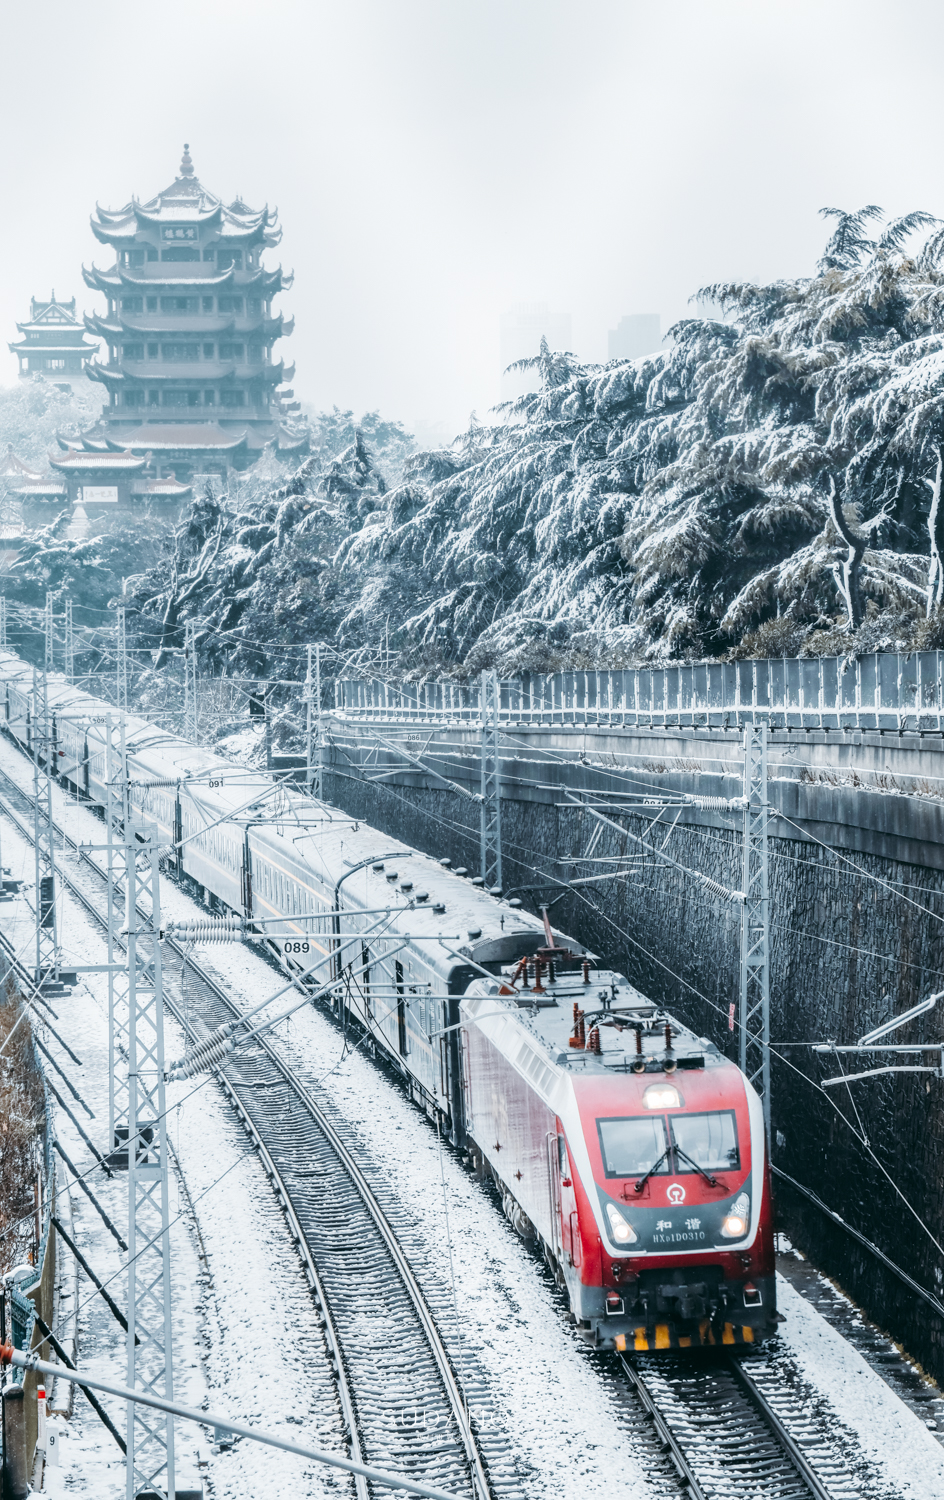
[334,653,944,732]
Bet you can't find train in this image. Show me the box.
[0,649,777,1352]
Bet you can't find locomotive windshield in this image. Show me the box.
[597,1110,740,1178]
[597,1116,669,1177]
[671,1111,739,1173]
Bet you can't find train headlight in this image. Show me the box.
[605,1203,637,1245]
[721,1192,750,1239]
[643,1084,681,1109]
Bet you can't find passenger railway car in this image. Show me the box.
[0,651,777,1350]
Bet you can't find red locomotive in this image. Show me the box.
[460,936,777,1351]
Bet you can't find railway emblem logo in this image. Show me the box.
[667,1183,686,1205]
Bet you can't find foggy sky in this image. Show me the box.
[3,0,944,441]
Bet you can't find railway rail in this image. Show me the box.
[622,1352,860,1500]
[0,746,881,1500]
[0,760,503,1500]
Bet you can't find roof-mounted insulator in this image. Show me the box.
[633,1025,645,1073]
[569,1004,586,1049]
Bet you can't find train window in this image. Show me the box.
[558,1136,571,1178]
[597,1116,669,1179]
[670,1111,739,1173]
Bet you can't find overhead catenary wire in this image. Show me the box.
[8,645,944,1308]
[328,743,944,1262]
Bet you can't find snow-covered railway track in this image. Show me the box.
[621,1352,861,1500]
[0,761,497,1500]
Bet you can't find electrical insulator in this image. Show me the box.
[163,916,245,944]
[167,1028,237,1080]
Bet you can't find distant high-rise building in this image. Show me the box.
[8,294,99,393]
[500,303,572,401]
[608,313,661,361]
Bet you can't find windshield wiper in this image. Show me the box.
[633,1146,671,1193]
[674,1144,718,1187]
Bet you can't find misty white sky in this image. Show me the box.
[3,0,944,441]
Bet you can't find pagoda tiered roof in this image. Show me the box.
[82,264,291,294]
[81,146,303,476]
[8,292,99,362]
[101,424,250,453]
[90,144,282,250]
[0,446,42,481]
[85,358,289,390]
[50,448,148,474]
[84,310,291,341]
[131,476,194,500]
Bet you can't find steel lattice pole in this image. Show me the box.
[0,596,7,649]
[31,667,59,985]
[479,670,502,892]
[306,643,324,799]
[44,592,54,675]
[112,720,176,1499]
[116,606,128,714]
[105,718,130,1154]
[183,622,198,745]
[64,598,74,685]
[739,722,771,1141]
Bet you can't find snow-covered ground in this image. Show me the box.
[1,730,942,1498]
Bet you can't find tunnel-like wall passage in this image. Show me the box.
[324,723,944,1379]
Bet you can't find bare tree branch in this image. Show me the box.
[828,476,891,629]
[926,447,944,618]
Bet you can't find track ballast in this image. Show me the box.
[0,761,507,1500]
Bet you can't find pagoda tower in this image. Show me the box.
[8,294,99,393]
[82,144,305,481]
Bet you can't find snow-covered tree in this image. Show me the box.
[337,208,944,667]
[0,377,100,470]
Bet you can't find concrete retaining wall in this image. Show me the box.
[324,725,944,1380]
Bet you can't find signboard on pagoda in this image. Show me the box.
[81,486,119,505]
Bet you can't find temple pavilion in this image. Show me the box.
[8,295,99,393]
[79,144,305,481]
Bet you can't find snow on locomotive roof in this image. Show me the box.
[463,959,721,1100]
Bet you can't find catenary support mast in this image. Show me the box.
[105,719,176,1499]
[116,606,128,714]
[183,621,198,745]
[31,667,59,985]
[64,597,74,685]
[44,592,55,675]
[479,670,502,892]
[739,722,771,1139]
[306,643,323,799]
